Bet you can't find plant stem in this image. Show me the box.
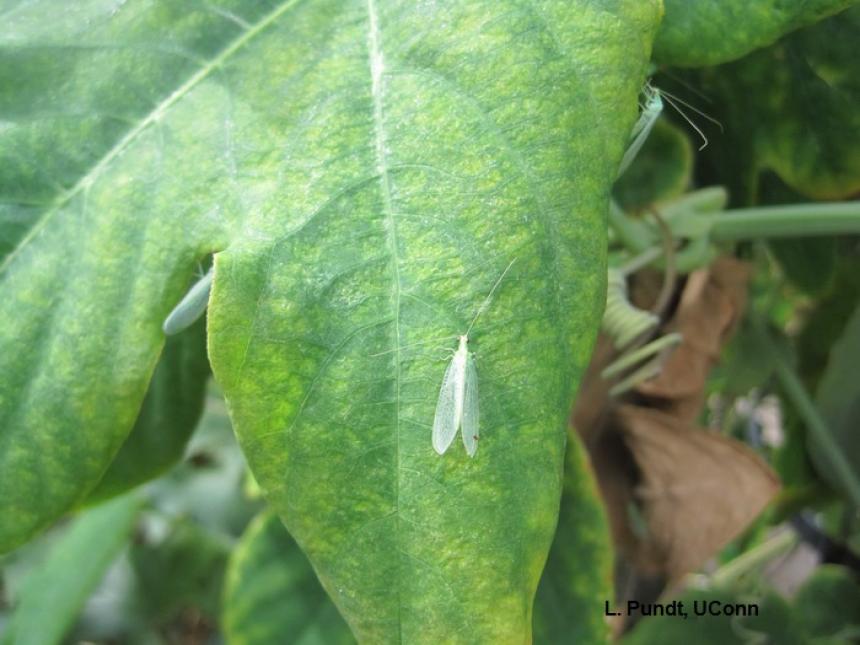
[753,318,860,508]
[602,333,682,379]
[711,529,798,588]
[619,245,663,276]
[608,199,653,253]
[710,202,860,241]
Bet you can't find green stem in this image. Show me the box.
[662,186,728,219]
[709,202,860,241]
[753,318,860,508]
[619,245,663,276]
[608,199,653,253]
[602,333,682,379]
[711,529,797,588]
[608,358,663,397]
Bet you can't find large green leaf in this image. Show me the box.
[0,0,662,638]
[1,494,140,645]
[223,511,354,645]
[0,0,278,551]
[208,3,660,640]
[653,0,856,67]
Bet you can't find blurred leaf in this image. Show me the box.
[714,321,775,398]
[89,317,210,502]
[810,301,860,496]
[0,2,266,260]
[2,494,139,645]
[797,249,860,390]
[687,6,860,200]
[653,0,856,67]
[613,119,694,212]
[145,387,261,536]
[772,411,822,500]
[758,6,860,199]
[623,588,816,644]
[621,589,752,644]
[794,565,860,640]
[760,173,837,296]
[738,591,806,645]
[533,437,612,645]
[573,257,775,605]
[770,238,837,296]
[223,512,354,645]
[130,516,230,622]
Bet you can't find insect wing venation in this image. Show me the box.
[432,355,461,455]
[461,351,479,457]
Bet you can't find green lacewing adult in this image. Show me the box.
[432,259,517,458]
[617,83,663,178]
[617,82,722,178]
[162,266,214,335]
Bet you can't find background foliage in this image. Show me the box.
[2,1,859,643]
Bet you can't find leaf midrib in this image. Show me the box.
[0,0,305,274]
[365,0,405,637]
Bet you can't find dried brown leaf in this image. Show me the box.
[635,257,751,425]
[617,405,780,580]
[572,256,774,594]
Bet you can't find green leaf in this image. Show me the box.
[1,0,662,637]
[675,7,860,201]
[621,589,744,645]
[754,7,860,199]
[144,386,262,535]
[1,494,140,645]
[714,321,776,399]
[223,511,354,645]
[0,0,281,552]
[761,176,839,296]
[770,237,837,295]
[206,3,661,639]
[130,515,230,622]
[653,0,857,67]
[613,118,693,212]
[622,572,860,645]
[810,301,860,496]
[796,249,860,390]
[738,592,807,645]
[793,565,860,640]
[622,589,804,645]
[533,437,612,644]
[89,317,210,501]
